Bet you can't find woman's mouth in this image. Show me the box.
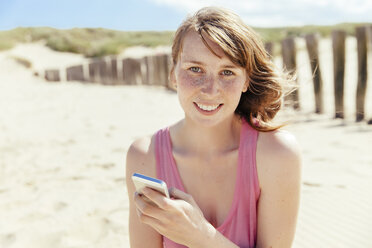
[194,102,223,114]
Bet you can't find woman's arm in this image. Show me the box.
[126,136,163,248]
[256,130,302,248]
[126,136,240,248]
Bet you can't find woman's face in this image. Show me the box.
[172,30,248,127]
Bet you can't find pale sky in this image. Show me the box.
[0,0,371,31]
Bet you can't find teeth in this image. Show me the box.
[196,103,220,111]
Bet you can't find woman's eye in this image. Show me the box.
[189,67,201,73]
[222,70,233,76]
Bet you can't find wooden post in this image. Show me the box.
[122,58,142,85]
[151,54,168,87]
[139,57,147,85]
[305,33,324,113]
[44,69,60,82]
[162,54,172,89]
[368,25,372,48]
[264,42,274,57]
[144,55,156,85]
[153,55,162,86]
[88,60,101,83]
[98,60,108,84]
[368,25,372,124]
[110,58,118,84]
[282,37,299,109]
[99,57,116,85]
[66,65,85,82]
[355,26,368,122]
[160,54,170,87]
[332,30,346,119]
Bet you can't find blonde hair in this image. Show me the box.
[171,7,293,132]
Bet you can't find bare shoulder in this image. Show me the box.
[258,129,300,156]
[256,129,302,188]
[126,134,157,180]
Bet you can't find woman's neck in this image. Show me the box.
[170,115,243,157]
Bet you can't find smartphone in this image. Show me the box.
[132,173,170,198]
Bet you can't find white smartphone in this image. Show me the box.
[132,173,170,198]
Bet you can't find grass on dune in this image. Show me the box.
[0,23,370,57]
[255,23,371,43]
[0,27,174,57]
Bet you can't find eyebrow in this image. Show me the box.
[183,60,238,69]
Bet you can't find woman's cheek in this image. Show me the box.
[178,72,205,88]
[219,78,242,92]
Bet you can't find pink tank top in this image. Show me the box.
[155,120,261,248]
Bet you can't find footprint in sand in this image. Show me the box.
[91,154,100,159]
[99,163,115,169]
[303,182,322,187]
[303,182,347,189]
[54,201,68,211]
[0,188,8,194]
[111,147,127,153]
[114,177,125,183]
[71,176,85,180]
[62,216,109,246]
[1,233,16,247]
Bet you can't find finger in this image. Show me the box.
[136,205,165,232]
[142,187,172,210]
[169,187,194,204]
[134,191,167,219]
[134,193,169,233]
[134,191,157,209]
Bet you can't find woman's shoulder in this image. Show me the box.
[256,129,302,188]
[126,134,157,178]
[258,129,300,157]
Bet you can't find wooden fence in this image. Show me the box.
[264,25,371,123]
[44,25,372,124]
[45,53,173,89]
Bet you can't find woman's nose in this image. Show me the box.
[200,75,220,95]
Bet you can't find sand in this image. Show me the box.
[0,40,371,248]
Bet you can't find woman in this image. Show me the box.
[126,6,301,248]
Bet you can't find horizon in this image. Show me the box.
[1,0,372,31]
[2,21,371,33]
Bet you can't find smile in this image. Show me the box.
[194,102,223,114]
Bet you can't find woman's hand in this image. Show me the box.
[134,187,213,248]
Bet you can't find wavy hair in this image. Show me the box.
[171,7,294,132]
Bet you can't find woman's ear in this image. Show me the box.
[242,81,249,93]
[169,67,177,90]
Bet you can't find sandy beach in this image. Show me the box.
[0,40,371,248]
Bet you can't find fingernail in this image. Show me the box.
[134,191,142,198]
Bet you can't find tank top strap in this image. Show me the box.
[154,127,183,189]
[239,120,260,200]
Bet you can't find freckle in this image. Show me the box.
[193,77,204,86]
[183,74,204,87]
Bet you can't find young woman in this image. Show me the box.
[126,7,301,248]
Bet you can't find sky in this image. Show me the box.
[0,0,372,31]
